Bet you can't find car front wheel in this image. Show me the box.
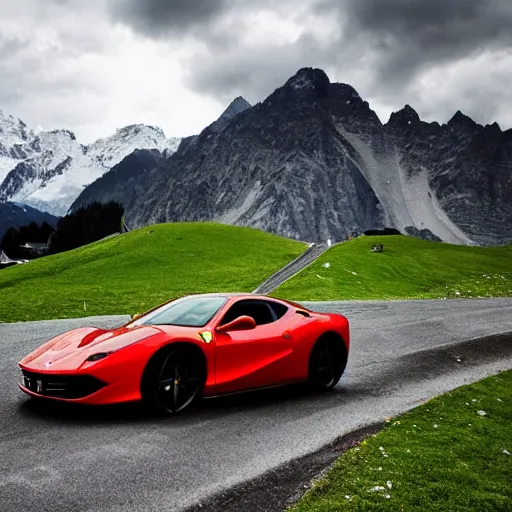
[141,346,205,415]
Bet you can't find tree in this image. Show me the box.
[48,201,125,255]
[1,227,20,258]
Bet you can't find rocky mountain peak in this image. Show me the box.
[114,124,166,140]
[205,96,252,135]
[388,104,420,124]
[226,96,252,114]
[0,109,34,145]
[286,67,330,89]
[447,110,478,130]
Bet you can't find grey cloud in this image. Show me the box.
[174,0,512,130]
[332,0,512,88]
[185,33,331,105]
[108,0,231,37]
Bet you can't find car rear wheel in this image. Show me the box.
[308,335,348,390]
[141,346,205,415]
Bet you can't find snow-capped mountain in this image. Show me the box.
[70,68,512,246]
[0,110,181,216]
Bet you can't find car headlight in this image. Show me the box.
[86,352,112,362]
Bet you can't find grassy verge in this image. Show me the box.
[275,235,512,301]
[289,370,512,512]
[0,222,304,323]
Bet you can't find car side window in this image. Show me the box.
[220,299,277,326]
[266,300,288,320]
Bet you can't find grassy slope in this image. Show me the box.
[274,236,512,301]
[290,370,512,512]
[0,222,305,323]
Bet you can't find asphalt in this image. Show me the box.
[1,298,512,512]
[252,243,328,294]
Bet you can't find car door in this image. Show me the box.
[214,299,298,394]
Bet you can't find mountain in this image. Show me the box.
[70,149,165,216]
[204,96,252,134]
[71,97,253,212]
[0,109,181,216]
[0,202,58,240]
[51,69,512,245]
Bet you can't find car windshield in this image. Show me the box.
[132,296,228,327]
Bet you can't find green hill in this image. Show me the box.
[0,223,305,323]
[274,236,512,301]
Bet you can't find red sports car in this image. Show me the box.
[18,293,350,414]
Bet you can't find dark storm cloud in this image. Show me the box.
[167,0,512,129]
[185,32,330,105]
[329,0,512,87]
[109,0,231,37]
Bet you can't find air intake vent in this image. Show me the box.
[21,370,106,399]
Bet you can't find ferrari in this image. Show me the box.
[18,293,350,414]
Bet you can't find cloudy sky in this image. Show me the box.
[1,0,511,143]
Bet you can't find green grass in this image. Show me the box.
[0,222,304,323]
[290,370,512,512]
[275,236,512,301]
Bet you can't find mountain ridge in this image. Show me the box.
[8,67,512,246]
[0,112,182,216]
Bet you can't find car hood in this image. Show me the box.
[18,324,169,372]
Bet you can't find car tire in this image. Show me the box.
[141,345,206,415]
[308,335,348,390]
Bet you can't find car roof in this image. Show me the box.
[187,292,270,300]
[184,293,309,310]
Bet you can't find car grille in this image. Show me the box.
[20,370,106,399]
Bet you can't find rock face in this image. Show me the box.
[35,68,512,245]
[70,149,166,218]
[0,109,181,216]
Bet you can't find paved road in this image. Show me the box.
[252,243,328,294]
[1,299,512,512]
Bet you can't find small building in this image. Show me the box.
[19,242,48,257]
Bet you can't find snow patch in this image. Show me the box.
[0,114,181,215]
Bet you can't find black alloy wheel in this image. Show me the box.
[142,347,205,414]
[309,336,348,390]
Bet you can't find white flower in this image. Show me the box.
[503,450,510,455]
[497,398,503,402]
[369,486,386,492]
[345,495,351,499]
[477,410,487,416]
[434,424,439,428]
[387,481,392,489]
[379,447,385,451]
[386,494,391,499]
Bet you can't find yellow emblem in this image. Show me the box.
[199,331,213,344]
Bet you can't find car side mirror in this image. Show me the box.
[217,315,256,333]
